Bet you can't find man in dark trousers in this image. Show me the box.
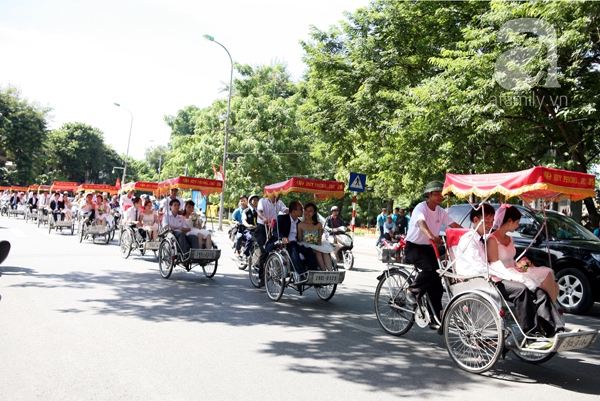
[267,201,318,282]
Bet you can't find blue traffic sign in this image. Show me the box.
[348,172,367,193]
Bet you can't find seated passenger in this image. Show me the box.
[181,200,213,249]
[297,202,334,271]
[62,192,74,221]
[161,199,199,258]
[94,194,109,226]
[49,193,65,221]
[383,215,398,242]
[27,192,39,213]
[267,201,318,282]
[138,198,158,241]
[455,203,563,340]
[80,193,96,224]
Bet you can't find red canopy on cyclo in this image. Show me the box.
[28,185,39,192]
[156,176,223,196]
[37,185,52,193]
[121,181,158,193]
[51,181,78,193]
[76,183,119,195]
[10,186,29,192]
[263,177,345,200]
[442,166,596,203]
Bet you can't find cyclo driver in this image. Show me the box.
[404,180,461,327]
[241,194,259,259]
[324,205,346,262]
[256,193,288,286]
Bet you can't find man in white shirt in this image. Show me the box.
[161,198,198,257]
[159,188,184,217]
[455,203,563,338]
[120,190,135,214]
[404,180,462,325]
[255,194,288,282]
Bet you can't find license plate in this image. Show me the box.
[555,333,597,352]
[144,242,160,251]
[191,249,219,260]
[308,271,345,285]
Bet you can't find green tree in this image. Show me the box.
[0,85,50,185]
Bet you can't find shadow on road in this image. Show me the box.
[6,264,600,397]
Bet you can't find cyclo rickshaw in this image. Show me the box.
[76,183,119,243]
[36,185,52,227]
[0,186,10,217]
[24,185,39,223]
[256,177,346,302]
[7,186,28,219]
[157,176,222,279]
[374,167,598,373]
[119,181,161,259]
[46,181,78,235]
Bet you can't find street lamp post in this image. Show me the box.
[203,33,233,231]
[114,103,133,187]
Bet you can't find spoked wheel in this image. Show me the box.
[70,223,74,235]
[120,229,133,259]
[444,293,504,373]
[37,215,41,227]
[511,349,556,364]
[343,250,354,270]
[48,220,52,234]
[249,260,261,288]
[315,266,338,302]
[374,270,415,336]
[79,224,85,243]
[202,259,218,278]
[158,239,175,279]
[265,254,285,301]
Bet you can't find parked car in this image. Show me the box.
[447,204,600,315]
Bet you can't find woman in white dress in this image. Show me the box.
[297,202,335,271]
[138,199,158,241]
[487,204,559,302]
[182,200,213,249]
[62,192,74,221]
[94,194,110,226]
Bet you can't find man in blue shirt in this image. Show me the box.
[232,195,248,257]
[376,208,387,246]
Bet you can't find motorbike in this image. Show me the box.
[228,221,240,244]
[0,199,9,217]
[328,226,354,270]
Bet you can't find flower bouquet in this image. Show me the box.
[516,257,532,273]
[303,232,319,245]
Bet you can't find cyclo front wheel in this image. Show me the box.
[511,349,556,364]
[444,293,504,373]
[315,261,338,302]
[158,239,175,279]
[120,228,133,259]
[202,258,218,278]
[265,254,285,301]
[374,269,415,336]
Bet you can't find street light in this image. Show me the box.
[203,33,233,231]
[114,103,133,187]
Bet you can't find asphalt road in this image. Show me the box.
[1,216,599,400]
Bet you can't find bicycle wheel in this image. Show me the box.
[265,254,285,301]
[158,239,175,279]
[343,250,354,270]
[374,270,415,336]
[315,265,338,301]
[444,293,504,373]
[120,229,133,259]
[202,259,218,278]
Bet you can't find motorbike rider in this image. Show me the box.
[241,194,260,259]
[324,206,346,262]
[232,195,248,257]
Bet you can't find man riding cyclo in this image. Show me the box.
[159,188,183,217]
[241,194,260,260]
[404,180,462,329]
[161,198,199,262]
[256,193,289,287]
[324,205,346,263]
[232,194,248,258]
[265,201,319,283]
[454,203,564,348]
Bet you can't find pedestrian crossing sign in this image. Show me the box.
[348,172,366,193]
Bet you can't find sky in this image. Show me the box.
[0,0,368,159]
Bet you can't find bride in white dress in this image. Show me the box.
[487,204,559,302]
[182,200,213,249]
